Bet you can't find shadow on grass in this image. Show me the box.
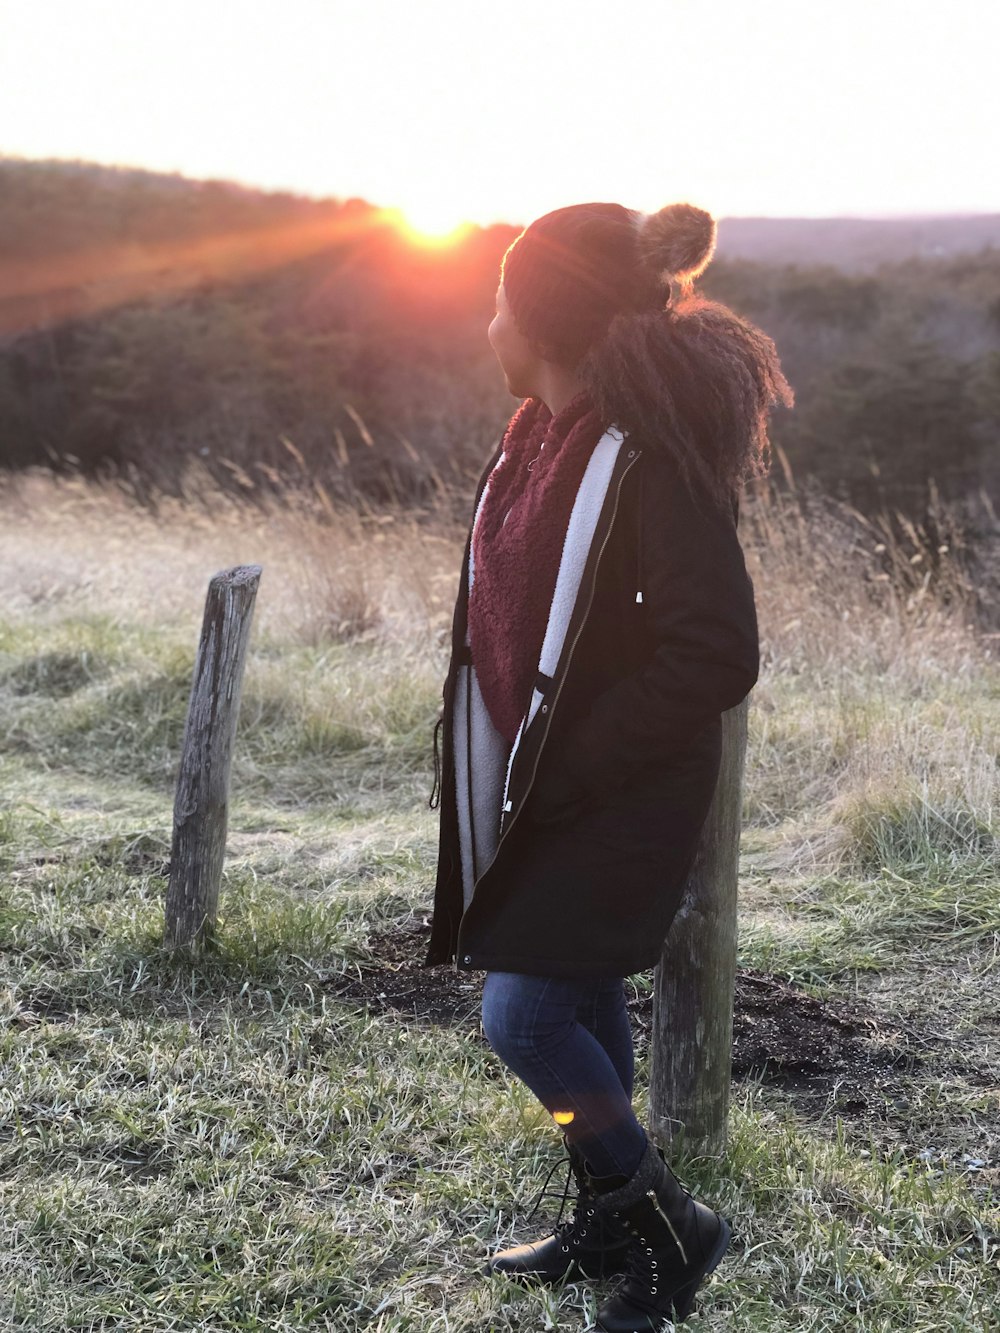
[327,916,984,1156]
[6,880,362,1029]
[0,649,111,698]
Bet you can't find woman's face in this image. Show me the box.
[488,283,541,399]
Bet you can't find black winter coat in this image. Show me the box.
[424,429,759,979]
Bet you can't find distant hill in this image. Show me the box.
[717,214,1000,272]
[1,155,998,518]
[2,155,998,277]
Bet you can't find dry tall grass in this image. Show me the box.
[738,457,997,876]
[1,461,997,879]
[0,466,464,647]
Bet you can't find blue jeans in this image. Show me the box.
[481,971,649,1179]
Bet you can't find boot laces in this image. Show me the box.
[521,1154,600,1249]
[620,1232,666,1301]
[523,1155,580,1227]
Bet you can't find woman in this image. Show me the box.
[425,200,792,1331]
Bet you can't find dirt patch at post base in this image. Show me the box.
[326,916,945,1133]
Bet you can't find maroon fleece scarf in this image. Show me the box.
[468,390,607,744]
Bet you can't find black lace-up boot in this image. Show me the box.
[485,1138,634,1283]
[592,1138,732,1330]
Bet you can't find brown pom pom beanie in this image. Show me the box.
[499,201,718,368]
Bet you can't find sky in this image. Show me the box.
[2,0,998,234]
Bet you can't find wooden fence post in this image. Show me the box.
[648,696,749,1156]
[164,565,262,952]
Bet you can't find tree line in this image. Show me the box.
[1,157,998,517]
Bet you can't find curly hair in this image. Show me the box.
[580,291,795,511]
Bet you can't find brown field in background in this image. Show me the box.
[1,460,997,882]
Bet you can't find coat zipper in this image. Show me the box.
[454,448,642,970]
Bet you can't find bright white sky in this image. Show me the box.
[1,0,998,233]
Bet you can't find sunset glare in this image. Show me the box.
[392,207,477,247]
[1,0,998,224]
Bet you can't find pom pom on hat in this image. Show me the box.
[636,203,717,283]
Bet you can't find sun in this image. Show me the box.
[386,202,475,248]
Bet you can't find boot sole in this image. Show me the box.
[670,1214,733,1323]
[594,1215,733,1330]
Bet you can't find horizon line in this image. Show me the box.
[2,152,999,231]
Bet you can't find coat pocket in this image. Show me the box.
[524,741,594,827]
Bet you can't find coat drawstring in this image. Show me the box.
[429,712,443,809]
[636,458,645,606]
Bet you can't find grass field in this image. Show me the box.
[0,470,997,1331]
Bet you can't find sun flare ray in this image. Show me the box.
[0,208,383,336]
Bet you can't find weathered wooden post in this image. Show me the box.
[648,696,749,1155]
[164,564,262,952]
